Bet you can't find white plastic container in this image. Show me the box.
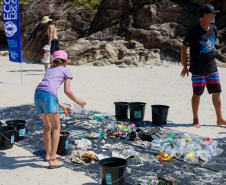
[71,102,82,113]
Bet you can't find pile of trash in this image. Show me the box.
[134,175,179,185]
[151,133,224,165]
[69,150,98,164]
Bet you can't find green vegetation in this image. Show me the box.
[70,0,102,10]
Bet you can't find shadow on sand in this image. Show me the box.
[0,151,45,170]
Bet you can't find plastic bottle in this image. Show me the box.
[205,140,218,150]
[71,102,82,113]
[179,139,186,153]
[147,179,165,185]
[87,133,100,138]
[151,143,162,150]
[98,130,104,138]
[173,139,180,149]
[208,148,224,157]
[163,134,175,144]
[122,149,139,158]
[183,132,191,139]
[152,139,163,145]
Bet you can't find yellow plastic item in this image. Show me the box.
[162,155,173,161]
[118,125,126,129]
[156,151,165,160]
[186,152,195,157]
[185,138,191,142]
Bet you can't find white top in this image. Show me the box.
[43,52,50,64]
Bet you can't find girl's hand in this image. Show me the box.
[59,102,72,114]
[76,99,86,108]
[41,59,43,64]
[62,105,72,114]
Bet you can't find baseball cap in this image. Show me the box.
[198,4,220,17]
[51,50,71,63]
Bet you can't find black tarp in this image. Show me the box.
[0,104,226,185]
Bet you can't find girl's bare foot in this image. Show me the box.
[45,154,61,161]
[48,159,65,169]
[193,119,201,128]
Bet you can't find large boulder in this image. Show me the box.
[0,0,226,65]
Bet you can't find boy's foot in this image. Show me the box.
[48,159,65,169]
[193,120,201,128]
[217,118,226,126]
[44,154,61,161]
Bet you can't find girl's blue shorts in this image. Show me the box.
[34,90,59,114]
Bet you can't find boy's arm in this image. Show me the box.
[180,44,189,77]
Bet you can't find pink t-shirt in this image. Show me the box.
[36,66,73,97]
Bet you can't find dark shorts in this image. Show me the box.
[50,39,60,54]
[192,71,221,95]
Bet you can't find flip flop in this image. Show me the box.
[193,120,201,128]
[48,162,65,169]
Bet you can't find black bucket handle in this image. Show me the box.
[1,133,14,143]
[153,108,168,118]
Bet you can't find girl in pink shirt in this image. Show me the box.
[34,50,86,169]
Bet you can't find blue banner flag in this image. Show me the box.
[3,0,22,63]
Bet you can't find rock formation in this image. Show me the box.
[0,0,225,66]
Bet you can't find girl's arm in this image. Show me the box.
[64,77,86,108]
[58,101,71,114]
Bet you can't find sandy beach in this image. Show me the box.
[1,55,226,184]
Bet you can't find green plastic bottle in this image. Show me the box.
[98,130,104,138]
[147,179,165,185]
[163,134,175,144]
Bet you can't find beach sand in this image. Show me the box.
[0,55,226,184]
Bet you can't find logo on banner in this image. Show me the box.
[4,21,17,37]
[10,51,19,59]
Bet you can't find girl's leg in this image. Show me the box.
[44,65,48,71]
[47,112,64,167]
[40,113,52,160]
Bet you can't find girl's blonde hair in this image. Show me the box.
[51,58,66,68]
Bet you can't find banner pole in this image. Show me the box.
[21,62,23,83]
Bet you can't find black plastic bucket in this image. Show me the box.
[0,126,15,150]
[98,157,127,185]
[129,102,146,121]
[5,120,26,141]
[151,105,170,125]
[57,131,70,156]
[114,102,129,120]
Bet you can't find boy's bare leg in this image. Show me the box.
[192,95,201,128]
[212,93,226,125]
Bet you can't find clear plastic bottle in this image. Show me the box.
[122,149,139,158]
[183,132,191,139]
[87,133,100,138]
[151,143,162,150]
[179,139,186,153]
[205,140,218,150]
[208,148,224,157]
